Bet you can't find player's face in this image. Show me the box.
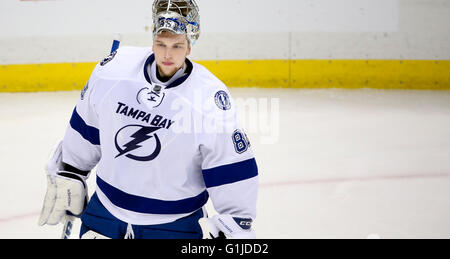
[153,31,191,78]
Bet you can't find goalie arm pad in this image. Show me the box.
[38,171,88,226]
[199,214,255,239]
[45,141,91,180]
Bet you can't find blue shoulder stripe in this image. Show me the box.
[97,176,209,214]
[69,107,100,145]
[202,158,258,188]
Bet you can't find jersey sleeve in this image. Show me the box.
[199,87,258,220]
[61,65,102,174]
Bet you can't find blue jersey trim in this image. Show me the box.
[96,175,209,214]
[69,107,100,145]
[202,158,258,188]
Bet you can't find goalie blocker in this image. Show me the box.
[199,214,255,239]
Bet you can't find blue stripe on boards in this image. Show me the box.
[202,158,258,188]
[96,176,209,214]
[69,107,100,145]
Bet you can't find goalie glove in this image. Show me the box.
[38,141,89,226]
[38,172,88,226]
[199,214,256,239]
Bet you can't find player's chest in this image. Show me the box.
[98,80,200,162]
[98,80,203,135]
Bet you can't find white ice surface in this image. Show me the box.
[0,88,449,239]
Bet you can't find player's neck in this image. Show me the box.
[161,62,186,81]
[149,61,187,86]
[156,66,173,83]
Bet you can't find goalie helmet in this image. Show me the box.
[152,0,201,45]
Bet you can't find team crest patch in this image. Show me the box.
[215,90,231,110]
[100,51,117,66]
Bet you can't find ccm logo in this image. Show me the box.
[240,221,252,227]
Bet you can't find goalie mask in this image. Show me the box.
[152,0,200,45]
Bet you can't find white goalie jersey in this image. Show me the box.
[60,46,258,225]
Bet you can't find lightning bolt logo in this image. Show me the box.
[114,125,163,162]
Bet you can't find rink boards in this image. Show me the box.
[1,59,449,92]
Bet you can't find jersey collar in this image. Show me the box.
[143,53,193,89]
